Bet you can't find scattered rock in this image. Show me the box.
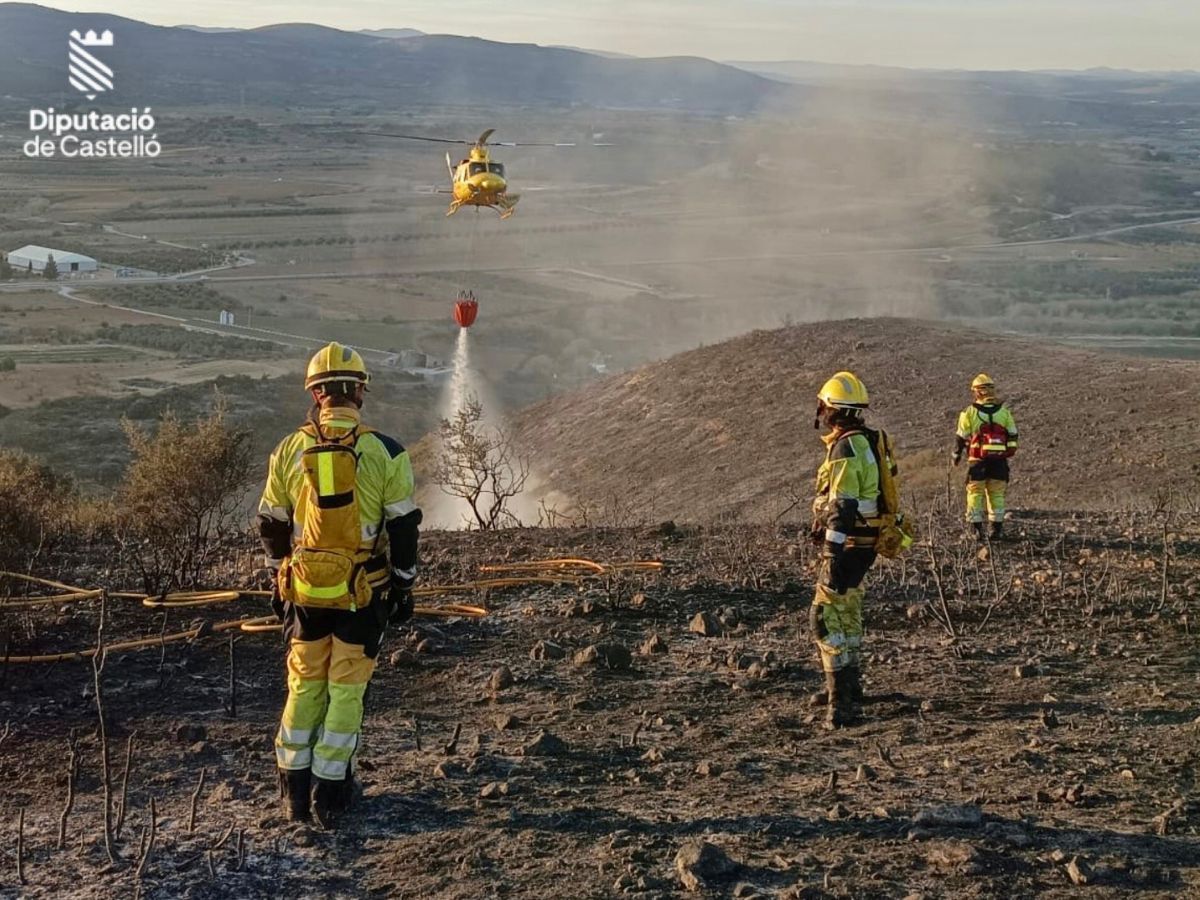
[920,699,936,714]
[926,842,981,872]
[689,612,722,637]
[640,633,669,655]
[855,764,877,782]
[573,643,633,670]
[1040,708,1059,728]
[521,730,568,757]
[641,747,666,763]
[655,520,678,537]
[489,665,515,692]
[415,638,439,655]
[906,603,926,620]
[746,662,769,680]
[1049,849,1068,864]
[494,714,523,731]
[1119,768,1135,780]
[389,648,419,668]
[912,804,983,829]
[433,761,464,779]
[717,606,741,627]
[175,724,206,743]
[563,599,598,618]
[479,781,511,800]
[827,803,850,820]
[1067,856,1094,886]
[733,883,761,899]
[695,760,721,777]
[530,640,567,661]
[675,840,736,892]
[1014,664,1038,679]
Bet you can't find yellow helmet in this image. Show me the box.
[305,342,369,391]
[817,371,870,410]
[971,373,996,396]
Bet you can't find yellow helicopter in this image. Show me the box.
[366,127,608,219]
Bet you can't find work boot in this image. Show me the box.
[844,666,865,719]
[970,521,986,542]
[822,670,856,730]
[312,773,357,831]
[278,768,311,823]
[990,521,1004,542]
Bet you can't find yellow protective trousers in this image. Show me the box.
[811,583,864,673]
[966,479,1007,524]
[274,595,384,782]
[275,635,376,781]
[810,546,875,673]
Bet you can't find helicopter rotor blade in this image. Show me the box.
[476,128,496,147]
[446,152,454,179]
[361,131,472,145]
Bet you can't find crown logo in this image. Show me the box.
[70,29,114,47]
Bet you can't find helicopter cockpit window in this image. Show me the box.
[489,163,505,177]
[469,162,488,176]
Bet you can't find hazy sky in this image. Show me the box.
[33,0,1200,70]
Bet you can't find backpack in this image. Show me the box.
[969,406,1010,460]
[853,427,915,559]
[277,424,375,612]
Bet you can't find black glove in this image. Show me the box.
[388,569,415,625]
[951,449,963,467]
[808,520,824,546]
[269,570,285,621]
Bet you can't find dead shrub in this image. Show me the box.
[435,397,530,530]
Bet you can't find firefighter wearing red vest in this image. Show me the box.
[259,342,422,829]
[810,371,885,729]
[953,373,1018,541]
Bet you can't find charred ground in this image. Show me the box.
[1,506,1197,898]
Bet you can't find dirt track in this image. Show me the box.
[1,512,1198,898]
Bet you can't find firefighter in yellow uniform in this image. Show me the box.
[810,371,887,729]
[259,342,422,829]
[953,373,1018,541]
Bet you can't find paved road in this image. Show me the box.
[5,214,1199,295]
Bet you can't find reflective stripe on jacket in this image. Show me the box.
[814,430,881,545]
[258,407,416,585]
[956,402,1019,459]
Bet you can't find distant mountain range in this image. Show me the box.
[0,3,779,113]
[181,25,427,40]
[728,59,1200,83]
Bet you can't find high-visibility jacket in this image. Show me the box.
[956,402,1018,461]
[813,429,882,547]
[258,405,419,592]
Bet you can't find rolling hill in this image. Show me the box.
[0,3,781,113]
[514,318,1200,522]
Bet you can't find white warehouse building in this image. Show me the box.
[6,245,99,275]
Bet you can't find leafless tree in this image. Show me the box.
[434,398,530,530]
